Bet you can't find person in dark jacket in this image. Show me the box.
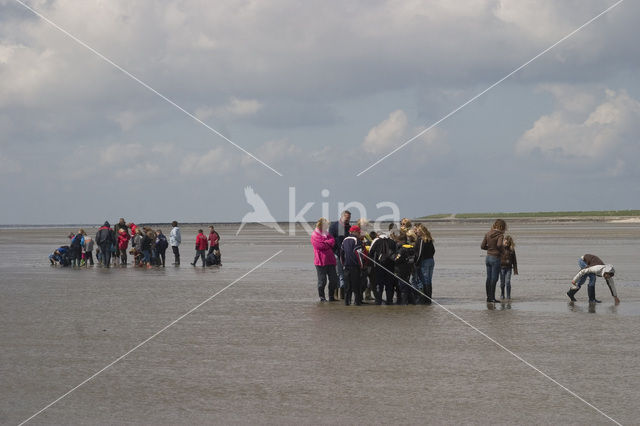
[481,219,506,303]
[69,230,85,267]
[414,224,435,304]
[95,221,116,267]
[499,235,518,300]
[368,233,397,305]
[393,231,415,305]
[141,230,153,267]
[155,229,169,267]
[340,225,364,306]
[329,210,351,297]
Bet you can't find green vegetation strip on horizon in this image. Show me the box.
[419,210,640,219]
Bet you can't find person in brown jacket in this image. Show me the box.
[499,235,518,300]
[481,219,506,303]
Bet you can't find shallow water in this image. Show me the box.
[1,222,639,425]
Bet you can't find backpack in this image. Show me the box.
[70,235,82,249]
[376,238,395,265]
[394,244,415,266]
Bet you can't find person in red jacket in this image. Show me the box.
[117,228,131,265]
[191,229,208,267]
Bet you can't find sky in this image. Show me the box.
[1,0,639,224]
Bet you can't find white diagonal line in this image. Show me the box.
[12,0,283,177]
[18,250,283,426]
[357,0,625,176]
[361,252,621,425]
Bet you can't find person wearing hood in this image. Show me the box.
[95,221,116,267]
[481,219,506,303]
[568,254,620,304]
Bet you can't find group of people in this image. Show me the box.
[48,219,222,269]
[312,213,620,306]
[312,211,435,306]
[481,218,620,305]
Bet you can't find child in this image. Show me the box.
[191,229,208,266]
[118,228,131,265]
[499,235,518,300]
[82,231,94,266]
[155,229,168,267]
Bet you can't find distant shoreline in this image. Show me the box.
[418,210,640,222]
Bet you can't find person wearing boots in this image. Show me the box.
[568,254,620,304]
[340,225,364,306]
[170,221,181,265]
[481,219,506,303]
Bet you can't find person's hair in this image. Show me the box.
[492,219,507,231]
[171,221,178,227]
[119,218,125,223]
[136,228,143,235]
[342,210,351,218]
[400,218,412,230]
[395,230,408,243]
[316,218,328,230]
[198,229,203,233]
[369,231,378,239]
[156,229,163,234]
[209,225,214,230]
[415,224,433,242]
[79,228,85,235]
[406,229,417,243]
[503,235,515,249]
[357,218,370,230]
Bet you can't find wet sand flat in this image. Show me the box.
[1,222,639,425]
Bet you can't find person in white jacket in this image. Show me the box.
[568,254,619,304]
[169,221,182,266]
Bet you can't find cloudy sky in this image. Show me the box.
[1,0,638,224]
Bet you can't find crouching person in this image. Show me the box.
[340,225,364,306]
[568,254,620,305]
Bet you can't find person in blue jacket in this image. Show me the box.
[340,225,364,306]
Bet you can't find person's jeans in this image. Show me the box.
[315,265,338,300]
[576,258,596,289]
[142,249,151,264]
[485,255,500,301]
[158,250,166,266]
[172,246,180,264]
[335,254,345,289]
[85,251,94,266]
[414,258,435,304]
[193,250,205,266]
[100,243,112,267]
[499,267,512,299]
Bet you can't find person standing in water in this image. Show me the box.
[191,229,208,267]
[568,254,620,304]
[499,235,518,300]
[170,221,181,265]
[340,225,364,306]
[481,219,506,303]
[96,221,116,267]
[311,218,338,302]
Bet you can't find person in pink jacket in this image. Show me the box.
[311,218,338,302]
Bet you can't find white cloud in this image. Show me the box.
[516,86,640,174]
[362,110,408,154]
[361,109,449,165]
[179,146,235,175]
